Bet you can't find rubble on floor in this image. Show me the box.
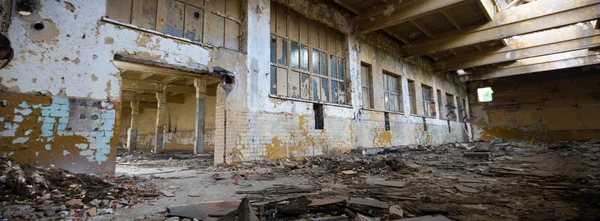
[5,140,600,220]
[0,157,158,220]
[161,140,600,221]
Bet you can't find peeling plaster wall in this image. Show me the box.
[0,0,212,174]
[469,67,600,141]
[214,0,470,164]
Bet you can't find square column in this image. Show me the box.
[154,91,167,153]
[194,78,207,154]
[126,98,140,152]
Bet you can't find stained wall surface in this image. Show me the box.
[214,0,471,164]
[469,67,600,141]
[118,93,217,151]
[1,0,471,173]
[0,0,231,174]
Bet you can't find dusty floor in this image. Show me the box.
[3,141,600,220]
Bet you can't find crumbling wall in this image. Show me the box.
[1,0,213,174]
[469,67,600,141]
[213,0,470,164]
[355,41,470,147]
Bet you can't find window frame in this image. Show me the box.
[105,0,242,49]
[408,79,417,115]
[445,93,457,121]
[421,84,435,118]
[360,63,374,109]
[383,71,402,113]
[269,4,347,105]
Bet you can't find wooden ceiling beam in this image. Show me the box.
[441,10,462,31]
[434,22,600,71]
[410,20,434,38]
[477,0,497,21]
[404,0,600,57]
[356,0,469,34]
[468,50,600,81]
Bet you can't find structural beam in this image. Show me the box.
[404,0,600,57]
[154,92,167,153]
[113,54,218,78]
[127,99,140,152]
[468,50,600,81]
[441,10,462,30]
[121,78,196,94]
[122,92,186,104]
[434,22,600,71]
[193,78,207,154]
[477,0,497,21]
[411,20,434,38]
[357,0,468,34]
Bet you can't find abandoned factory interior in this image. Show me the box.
[1,0,600,220]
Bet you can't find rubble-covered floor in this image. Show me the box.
[3,141,600,220]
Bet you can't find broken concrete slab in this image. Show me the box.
[347,197,390,209]
[308,196,349,206]
[167,202,239,220]
[454,184,480,193]
[366,179,408,188]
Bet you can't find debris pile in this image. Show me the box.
[0,157,158,219]
[168,140,600,221]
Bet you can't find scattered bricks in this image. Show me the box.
[463,152,491,159]
[65,199,84,208]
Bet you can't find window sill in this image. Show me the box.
[101,16,214,49]
[268,95,352,108]
[361,108,404,115]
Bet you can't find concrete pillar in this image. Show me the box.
[154,91,167,153]
[194,78,207,154]
[127,98,140,152]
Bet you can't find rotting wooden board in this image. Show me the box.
[308,196,349,207]
[366,179,408,188]
[347,197,390,209]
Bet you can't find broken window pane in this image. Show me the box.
[321,77,329,102]
[270,65,277,95]
[338,83,346,104]
[330,55,337,78]
[320,51,327,76]
[312,76,321,101]
[277,68,288,96]
[289,71,300,98]
[277,38,287,65]
[291,42,299,69]
[477,87,493,102]
[312,49,319,74]
[338,59,344,79]
[331,81,338,103]
[301,73,310,99]
[301,45,309,71]
[270,36,276,63]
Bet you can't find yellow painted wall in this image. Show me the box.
[119,93,217,151]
